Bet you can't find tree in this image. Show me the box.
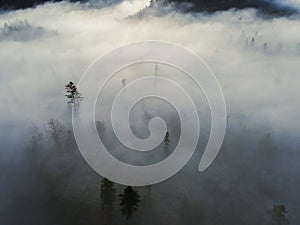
[24,126,44,169]
[122,78,127,88]
[164,131,171,157]
[65,81,82,104]
[100,178,116,212]
[177,198,205,225]
[119,186,141,220]
[96,120,106,133]
[47,119,66,148]
[269,204,290,225]
[164,131,170,143]
[250,37,255,47]
[26,126,43,150]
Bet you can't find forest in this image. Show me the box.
[1,80,294,225]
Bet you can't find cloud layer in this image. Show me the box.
[0,1,300,224]
[0,0,299,143]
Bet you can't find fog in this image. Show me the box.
[0,0,299,224]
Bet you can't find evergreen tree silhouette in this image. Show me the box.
[164,131,170,143]
[100,178,116,212]
[119,186,141,220]
[65,81,82,104]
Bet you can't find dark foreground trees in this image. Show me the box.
[119,186,141,220]
[100,178,116,212]
[100,178,117,224]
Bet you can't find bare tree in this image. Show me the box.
[47,119,66,148]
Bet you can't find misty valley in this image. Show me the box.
[1,0,300,225]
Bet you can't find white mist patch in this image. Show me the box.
[0,1,299,148]
[277,0,300,11]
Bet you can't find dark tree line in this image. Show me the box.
[100,178,141,221]
[152,0,296,16]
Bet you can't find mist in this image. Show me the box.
[0,0,299,224]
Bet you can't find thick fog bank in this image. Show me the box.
[0,1,299,224]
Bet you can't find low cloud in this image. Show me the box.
[0,1,300,224]
[0,19,57,41]
[0,0,299,140]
